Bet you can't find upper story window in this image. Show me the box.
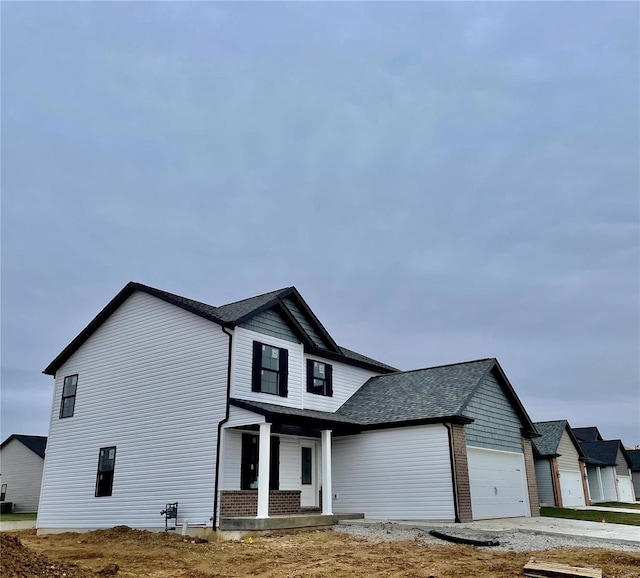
[306,360,333,397]
[252,341,288,397]
[59,374,78,418]
[95,446,116,497]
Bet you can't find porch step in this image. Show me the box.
[300,507,321,514]
[220,512,364,532]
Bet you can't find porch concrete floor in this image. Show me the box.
[220,512,363,532]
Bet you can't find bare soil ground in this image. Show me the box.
[2,527,639,578]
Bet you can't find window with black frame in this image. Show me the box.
[306,359,333,397]
[95,446,116,497]
[60,374,78,418]
[252,341,288,397]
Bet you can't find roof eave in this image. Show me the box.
[44,282,226,376]
[229,398,362,433]
[360,415,474,432]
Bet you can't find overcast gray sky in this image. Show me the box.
[2,2,638,446]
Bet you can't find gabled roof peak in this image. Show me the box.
[44,282,395,375]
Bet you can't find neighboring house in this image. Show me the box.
[572,427,635,503]
[37,282,540,533]
[627,449,640,500]
[532,420,589,507]
[0,434,47,512]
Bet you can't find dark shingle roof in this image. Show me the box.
[627,449,640,471]
[338,346,398,372]
[532,420,567,456]
[572,427,602,442]
[45,282,396,375]
[230,398,361,430]
[214,288,291,323]
[337,358,495,425]
[578,440,623,467]
[1,434,47,458]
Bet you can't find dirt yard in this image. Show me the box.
[2,527,639,578]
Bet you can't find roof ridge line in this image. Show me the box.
[217,286,293,308]
[368,357,496,378]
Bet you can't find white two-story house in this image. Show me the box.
[38,283,540,534]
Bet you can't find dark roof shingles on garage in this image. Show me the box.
[336,358,495,425]
[627,449,640,471]
[532,420,567,457]
[578,440,624,467]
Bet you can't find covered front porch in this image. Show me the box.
[217,399,362,531]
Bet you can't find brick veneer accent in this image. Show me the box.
[579,461,591,506]
[550,457,562,507]
[220,490,301,518]
[450,424,473,522]
[522,438,540,517]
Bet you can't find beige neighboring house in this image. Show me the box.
[0,434,47,512]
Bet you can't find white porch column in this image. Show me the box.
[596,467,604,501]
[257,422,271,518]
[321,429,333,515]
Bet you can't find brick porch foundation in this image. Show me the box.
[220,490,302,517]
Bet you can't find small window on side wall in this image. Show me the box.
[306,360,333,397]
[95,446,117,497]
[59,374,78,418]
[251,341,288,397]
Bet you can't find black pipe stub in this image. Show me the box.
[428,529,500,547]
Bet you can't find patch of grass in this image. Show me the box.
[595,501,640,510]
[0,512,37,521]
[541,507,640,526]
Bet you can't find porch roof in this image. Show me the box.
[229,398,362,432]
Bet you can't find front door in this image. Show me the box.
[300,442,317,507]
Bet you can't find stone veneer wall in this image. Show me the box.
[522,438,540,516]
[220,490,301,517]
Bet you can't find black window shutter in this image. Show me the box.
[278,348,288,397]
[306,359,315,393]
[269,436,280,491]
[325,363,333,397]
[251,341,262,392]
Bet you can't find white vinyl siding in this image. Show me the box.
[220,431,318,492]
[0,441,45,512]
[303,356,379,412]
[534,458,556,506]
[332,425,455,521]
[601,467,617,501]
[556,431,581,472]
[464,373,523,453]
[38,291,228,530]
[232,327,304,408]
[232,327,379,412]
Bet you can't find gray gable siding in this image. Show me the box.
[239,309,300,343]
[464,372,523,453]
[534,458,556,506]
[615,448,629,476]
[282,297,326,348]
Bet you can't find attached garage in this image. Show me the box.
[467,447,529,519]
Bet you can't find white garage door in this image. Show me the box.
[467,447,530,520]
[617,476,635,502]
[559,471,585,507]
